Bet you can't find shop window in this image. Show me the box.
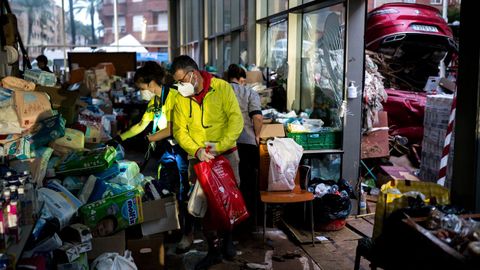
[431,0,442,4]
[300,4,345,129]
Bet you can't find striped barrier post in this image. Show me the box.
[437,91,457,186]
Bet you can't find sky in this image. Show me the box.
[54,0,101,28]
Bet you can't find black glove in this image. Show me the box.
[106,135,123,148]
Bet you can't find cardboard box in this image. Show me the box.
[259,123,285,141]
[378,165,420,186]
[245,71,263,84]
[141,196,180,236]
[88,230,125,260]
[143,198,167,223]
[69,67,86,84]
[96,62,116,77]
[127,234,165,270]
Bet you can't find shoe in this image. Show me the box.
[222,232,236,261]
[194,250,222,270]
[176,234,193,254]
[195,238,222,270]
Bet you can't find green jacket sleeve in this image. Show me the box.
[216,83,244,153]
[173,99,201,157]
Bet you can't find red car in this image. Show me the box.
[366,3,457,90]
[366,3,456,52]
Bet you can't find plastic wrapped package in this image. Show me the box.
[29,114,66,149]
[1,76,36,91]
[62,176,85,195]
[13,90,53,128]
[56,146,116,176]
[117,161,140,180]
[50,128,85,151]
[0,103,23,134]
[78,106,112,143]
[80,189,144,236]
[38,181,83,229]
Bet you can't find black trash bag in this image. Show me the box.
[314,193,352,223]
[337,178,357,199]
[310,178,357,199]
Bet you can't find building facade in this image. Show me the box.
[98,0,169,52]
[11,0,63,58]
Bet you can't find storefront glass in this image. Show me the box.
[224,35,232,70]
[268,0,288,15]
[267,20,288,75]
[224,0,231,31]
[240,30,248,66]
[300,4,346,129]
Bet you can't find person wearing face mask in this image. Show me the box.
[107,61,193,253]
[171,55,244,270]
[227,64,263,232]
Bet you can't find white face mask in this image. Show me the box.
[175,82,195,97]
[140,89,156,101]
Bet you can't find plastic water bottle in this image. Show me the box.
[359,189,367,215]
[347,81,358,99]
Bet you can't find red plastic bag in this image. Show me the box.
[194,156,249,230]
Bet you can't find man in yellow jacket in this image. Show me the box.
[171,55,243,270]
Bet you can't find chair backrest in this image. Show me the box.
[294,165,311,193]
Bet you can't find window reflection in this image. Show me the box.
[268,0,288,15]
[266,20,288,112]
[301,4,345,129]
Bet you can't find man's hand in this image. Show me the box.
[255,136,260,146]
[196,148,215,162]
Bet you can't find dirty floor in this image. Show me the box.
[125,148,377,270]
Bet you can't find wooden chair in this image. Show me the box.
[260,161,315,246]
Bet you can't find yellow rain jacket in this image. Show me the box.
[173,77,244,157]
[120,88,178,141]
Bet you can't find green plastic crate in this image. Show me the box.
[287,132,308,148]
[287,129,341,150]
